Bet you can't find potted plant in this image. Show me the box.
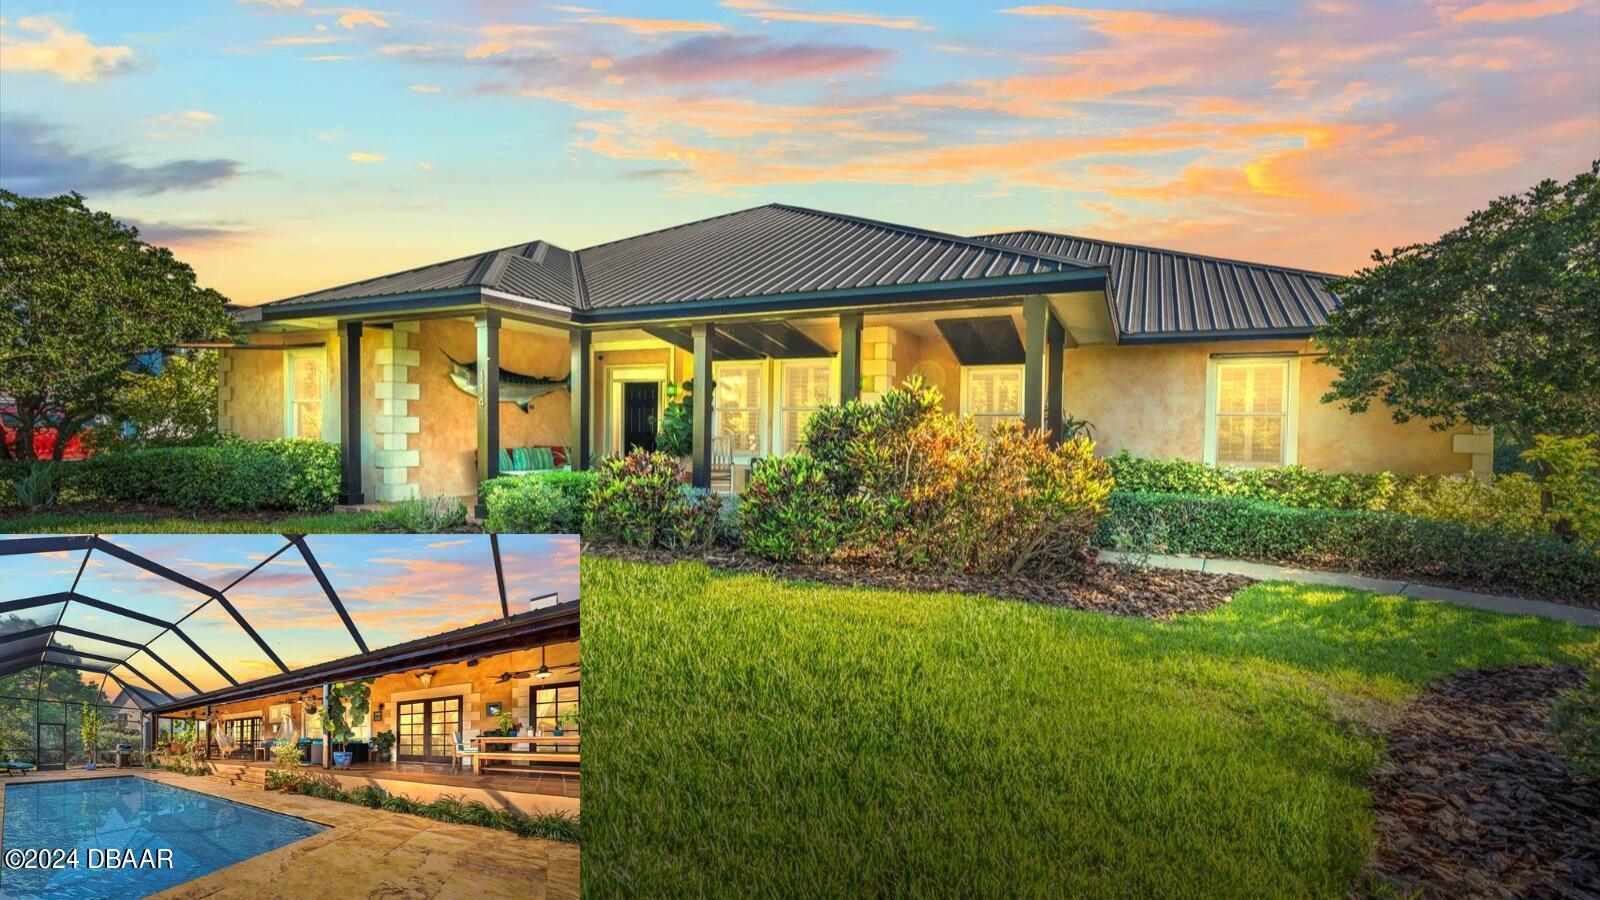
[553,708,579,737]
[371,730,396,763]
[318,679,372,768]
[496,710,515,736]
[81,707,102,770]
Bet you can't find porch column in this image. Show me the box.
[1022,295,1049,432]
[839,312,863,404]
[1046,315,1065,445]
[321,684,331,770]
[569,329,592,470]
[691,322,714,488]
[338,321,364,504]
[475,312,501,518]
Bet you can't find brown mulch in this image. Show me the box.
[1365,664,1599,899]
[590,544,1252,619]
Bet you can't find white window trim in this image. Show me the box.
[713,360,767,459]
[1203,355,1299,467]
[959,364,1025,418]
[775,358,839,456]
[283,348,327,440]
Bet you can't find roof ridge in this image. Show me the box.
[262,239,557,306]
[576,203,786,254]
[769,203,1097,271]
[980,229,1342,279]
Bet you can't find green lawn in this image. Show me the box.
[0,510,392,533]
[582,557,1597,898]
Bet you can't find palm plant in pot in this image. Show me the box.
[80,707,102,770]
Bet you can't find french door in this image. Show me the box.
[396,697,461,763]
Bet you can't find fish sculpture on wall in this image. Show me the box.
[442,350,570,413]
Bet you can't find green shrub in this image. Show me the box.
[742,378,1114,577]
[1099,491,1600,601]
[585,450,719,550]
[1522,434,1600,544]
[1104,451,1555,536]
[379,495,467,532]
[740,456,845,563]
[657,380,694,457]
[11,461,58,509]
[482,470,597,534]
[1549,666,1600,779]
[4,438,341,511]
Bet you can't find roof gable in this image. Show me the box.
[265,239,581,310]
[975,230,1340,340]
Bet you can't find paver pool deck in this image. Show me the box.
[0,768,578,899]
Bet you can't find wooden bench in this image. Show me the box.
[471,750,579,775]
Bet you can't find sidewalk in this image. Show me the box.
[1097,550,1599,627]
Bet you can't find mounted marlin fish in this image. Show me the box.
[442,350,570,413]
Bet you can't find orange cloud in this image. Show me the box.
[578,15,725,33]
[1434,142,1525,174]
[723,0,929,31]
[336,10,389,29]
[0,14,134,81]
[1451,0,1580,22]
[999,5,1227,37]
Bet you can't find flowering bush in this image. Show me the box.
[585,449,719,549]
[741,378,1113,577]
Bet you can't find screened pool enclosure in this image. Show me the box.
[0,534,579,769]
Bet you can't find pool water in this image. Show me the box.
[1,776,325,898]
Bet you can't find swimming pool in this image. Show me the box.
[0,776,325,898]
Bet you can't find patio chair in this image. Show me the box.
[3,761,35,776]
[215,730,237,759]
[450,730,479,774]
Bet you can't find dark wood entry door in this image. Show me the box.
[623,382,659,453]
[396,697,461,763]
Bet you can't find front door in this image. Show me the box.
[622,382,659,453]
[396,697,461,763]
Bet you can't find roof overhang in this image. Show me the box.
[239,269,1112,332]
[147,600,579,716]
[1117,326,1317,345]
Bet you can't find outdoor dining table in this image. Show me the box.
[466,734,580,775]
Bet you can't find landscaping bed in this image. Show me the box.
[593,544,1251,619]
[1366,664,1599,898]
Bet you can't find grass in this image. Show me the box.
[0,509,394,533]
[581,557,1598,899]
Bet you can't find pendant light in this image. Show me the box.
[536,644,551,680]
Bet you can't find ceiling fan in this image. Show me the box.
[496,644,577,682]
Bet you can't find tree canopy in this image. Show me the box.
[1316,162,1600,444]
[0,191,234,460]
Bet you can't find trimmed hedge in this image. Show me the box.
[481,470,597,534]
[2,439,340,511]
[1099,491,1600,602]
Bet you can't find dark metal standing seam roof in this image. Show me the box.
[267,240,582,310]
[975,230,1341,340]
[572,204,1087,310]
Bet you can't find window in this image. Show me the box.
[1205,357,1298,467]
[713,362,764,455]
[285,349,325,439]
[533,683,579,735]
[962,366,1023,437]
[779,361,834,454]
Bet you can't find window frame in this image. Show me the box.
[283,348,327,440]
[776,358,837,455]
[959,364,1025,435]
[712,360,766,458]
[1203,355,1299,468]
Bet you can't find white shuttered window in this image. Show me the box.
[962,366,1023,437]
[714,362,764,455]
[1207,358,1296,467]
[780,361,834,454]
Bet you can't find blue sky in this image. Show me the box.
[1,0,1596,302]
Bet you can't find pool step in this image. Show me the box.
[202,761,269,790]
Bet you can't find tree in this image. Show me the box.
[1316,162,1600,444]
[88,349,220,450]
[0,191,234,460]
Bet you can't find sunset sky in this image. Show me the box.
[1,0,1596,304]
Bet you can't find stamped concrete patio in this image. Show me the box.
[0,769,579,899]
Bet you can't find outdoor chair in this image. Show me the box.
[499,446,571,476]
[451,730,479,774]
[3,761,35,776]
[215,731,238,759]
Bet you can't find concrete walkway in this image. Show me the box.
[1098,550,1599,627]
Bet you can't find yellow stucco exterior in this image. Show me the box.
[220,320,1474,501]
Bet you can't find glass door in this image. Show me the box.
[396,697,461,763]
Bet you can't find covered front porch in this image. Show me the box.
[237,284,1117,509]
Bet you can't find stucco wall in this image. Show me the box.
[410,320,570,498]
[1060,339,1468,475]
[221,348,286,441]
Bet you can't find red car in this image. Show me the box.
[1,406,90,461]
